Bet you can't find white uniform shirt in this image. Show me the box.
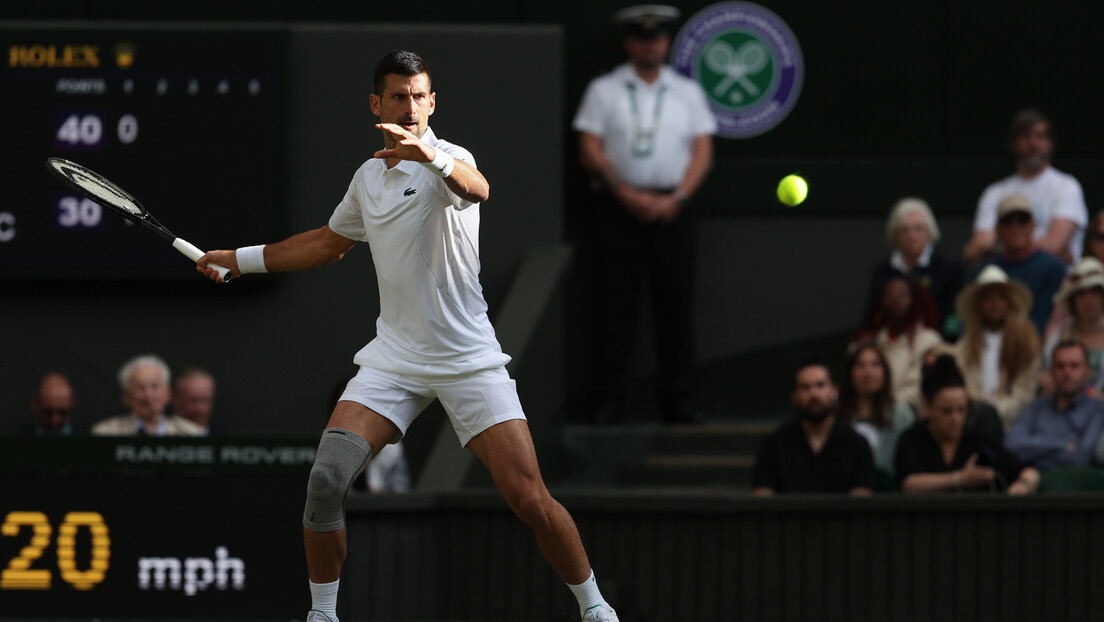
[328,127,505,368]
[973,166,1088,263]
[573,64,717,189]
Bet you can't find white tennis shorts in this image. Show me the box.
[338,346,526,447]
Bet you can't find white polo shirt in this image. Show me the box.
[973,166,1088,262]
[328,127,506,369]
[573,63,717,189]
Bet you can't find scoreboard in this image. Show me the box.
[0,25,287,279]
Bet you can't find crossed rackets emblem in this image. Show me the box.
[704,38,769,105]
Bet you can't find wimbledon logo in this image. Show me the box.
[673,2,803,139]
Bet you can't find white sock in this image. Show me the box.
[567,570,607,616]
[309,579,340,619]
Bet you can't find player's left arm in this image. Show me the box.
[1037,217,1077,263]
[374,123,489,203]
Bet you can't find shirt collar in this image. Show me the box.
[619,63,672,89]
[132,414,166,436]
[1051,393,1090,413]
[890,243,934,272]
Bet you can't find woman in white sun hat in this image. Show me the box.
[953,265,1040,428]
[1042,256,1104,395]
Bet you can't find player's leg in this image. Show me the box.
[467,419,589,580]
[303,400,400,622]
[304,400,400,581]
[466,420,618,621]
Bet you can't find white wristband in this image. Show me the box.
[422,148,455,178]
[236,244,267,274]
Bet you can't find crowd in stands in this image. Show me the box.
[20,354,409,494]
[16,108,1102,495]
[754,108,1104,494]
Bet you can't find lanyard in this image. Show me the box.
[627,82,666,158]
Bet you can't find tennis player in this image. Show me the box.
[198,50,618,622]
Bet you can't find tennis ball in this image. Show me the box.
[776,174,808,206]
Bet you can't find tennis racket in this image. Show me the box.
[45,157,231,282]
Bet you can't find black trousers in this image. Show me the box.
[594,190,696,416]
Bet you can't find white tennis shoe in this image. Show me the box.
[581,603,619,622]
[305,609,338,622]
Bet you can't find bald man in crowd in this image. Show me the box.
[25,372,78,435]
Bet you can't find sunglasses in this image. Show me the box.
[998,213,1032,226]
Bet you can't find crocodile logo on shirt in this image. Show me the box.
[404,187,417,196]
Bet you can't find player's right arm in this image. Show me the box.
[197,225,356,282]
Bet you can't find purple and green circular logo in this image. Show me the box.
[672,2,803,139]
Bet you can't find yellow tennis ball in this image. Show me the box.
[776,174,808,206]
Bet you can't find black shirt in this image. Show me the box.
[752,418,876,493]
[894,421,1027,492]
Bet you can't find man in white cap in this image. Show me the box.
[963,109,1087,266]
[973,193,1067,334]
[573,4,717,425]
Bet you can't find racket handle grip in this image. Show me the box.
[173,238,231,283]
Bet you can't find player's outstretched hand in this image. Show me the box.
[373,123,433,162]
[197,250,239,284]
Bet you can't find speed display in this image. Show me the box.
[0,25,286,279]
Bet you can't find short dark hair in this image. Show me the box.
[1007,108,1050,148]
[1052,339,1089,364]
[793,353,832,390]
[374,49,431,95]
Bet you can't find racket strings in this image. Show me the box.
[58,163,144,215]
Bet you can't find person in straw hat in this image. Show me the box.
[1042,256,1104,396]
[953,265,1041,428]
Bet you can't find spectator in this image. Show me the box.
[895,354,1039,494]
[835,341,914,472]
[91,354,204,436]
[856,275,944,409]
[866,197,964,339]
[25,372,77,435]
[573,4,716,424]
[752,355,875,496]
[356,444,412,494]
[1005,341,1104,470]
[1044,209,1104,335]
[963,108,1087,266]
[172,367,217,435]
[1042,257,1104,395]
[973,193,1067,334]
[953,264,1040,428]
[920,345,1005,447]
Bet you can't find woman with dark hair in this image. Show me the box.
[895,354,1039,494]
[856,275,944,409]
[836,342,914,471]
